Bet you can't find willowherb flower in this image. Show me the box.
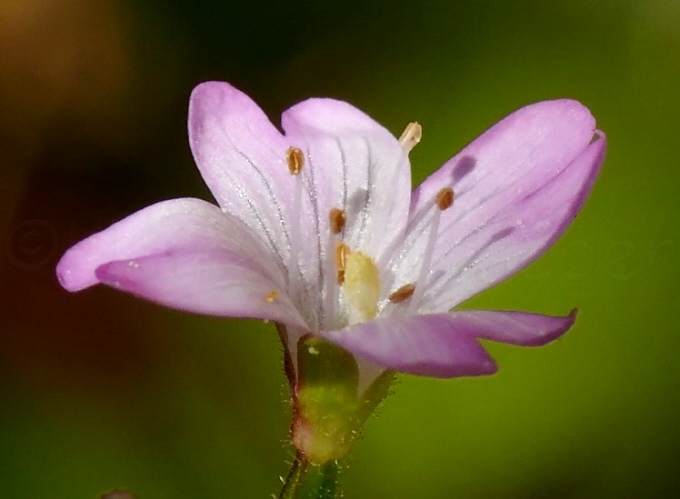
[56,82,605,466]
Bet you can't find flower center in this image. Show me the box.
[325,211,381,328]
[281,123,449,329]
[342,251,381,325]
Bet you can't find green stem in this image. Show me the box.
[278,453,339,499]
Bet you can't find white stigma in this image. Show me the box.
[342,251,381,325]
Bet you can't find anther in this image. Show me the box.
[335,242,350,284]
[323,210,345,329]
[329,208,346,234]
[399,122,422,152]
[389,283,416,303]
[435,187,454,211]
[286,146,304,175]
[264,290,278,303]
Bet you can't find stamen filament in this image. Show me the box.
[324,208,346,329]
[378,122,422,271]
[335,242,350,284]
[407,187,454,313]
[286,147,304,292]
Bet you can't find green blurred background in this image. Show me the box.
[2,0,679,497]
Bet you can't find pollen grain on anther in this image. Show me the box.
[286,147,304,175]
[329,208,346,234]
[435,187,454,211]
[264,290,278,303]
[389,283,416,303]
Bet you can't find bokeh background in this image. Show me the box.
[2,0,679,497]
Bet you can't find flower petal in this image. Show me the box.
[188,82,305,265]
[429,134,605,311]
[322,309,575,378]
[95,251,306,326]
[323,314,497,378]
[389,100,605,310]
[281,98,411,260]
[57,198,278,291]
[447,309,577,346]
[57,197,307,326]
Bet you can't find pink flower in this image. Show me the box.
[57,81,605,378]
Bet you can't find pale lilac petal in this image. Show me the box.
[444,309,577,346]
[281,98,411,261]
[56,198,285,294]
[412,100,596,211]
[388,100,605,310]
[188,82,307,265]
[95,252,306,327]
[323,309,575,378]
[424,134,605,311]
[323,314,497,378]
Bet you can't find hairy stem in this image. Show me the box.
[279,453,339,499]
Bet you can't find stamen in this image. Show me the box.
[329,208,346,234]
[324,208,346,329]
[399,122,422,152]
[286,147,305,292]
[407,187,455,313]
[389,283,415,303]
[376,121,422,270]
[335,242,350,284]
[264,290,278,303]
